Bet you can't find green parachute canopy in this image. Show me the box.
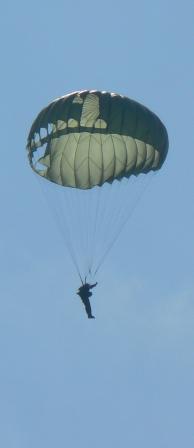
[27,90,168,189]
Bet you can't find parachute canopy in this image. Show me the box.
[27,90,168,189]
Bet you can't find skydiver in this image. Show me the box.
[76,282,98,319]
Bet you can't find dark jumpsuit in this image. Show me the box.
[77,283,97,318]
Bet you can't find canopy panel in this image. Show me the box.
[27,90,168,189]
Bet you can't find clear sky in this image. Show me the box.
[0,1,194,447]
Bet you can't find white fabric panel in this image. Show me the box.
[47,136,65,185]
[56,120,67,130]
[135,139,147,170]
[68,119,79,128]
[122,136,137,174]
[74,133,90,188]
[60,134,78,187]
[80,94,100,127]
[88,134,103,186]
[94,119,107,129]
[152,149,160,169]
[100,135,115,183]
[111,135,127,178]
[143,144,155,171]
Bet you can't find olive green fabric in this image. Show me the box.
[27,90,168,189]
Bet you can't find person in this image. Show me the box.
[76,282,98,319]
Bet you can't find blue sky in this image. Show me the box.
[0,1,194,447]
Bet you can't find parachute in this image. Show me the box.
[27,90,168,280]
